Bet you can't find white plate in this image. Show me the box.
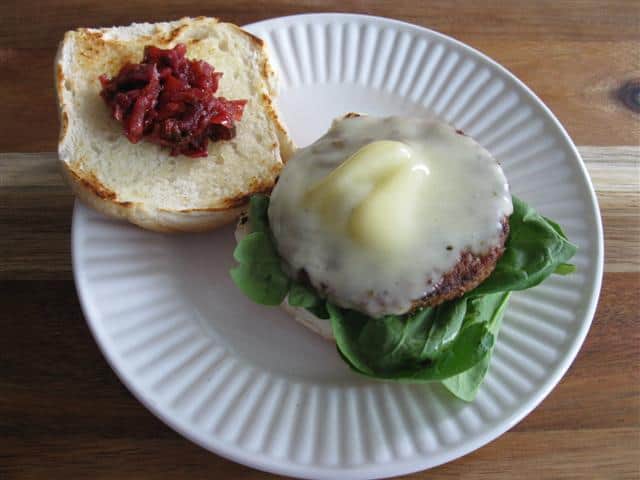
[72,13,604,479]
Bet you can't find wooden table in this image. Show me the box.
[1,1,638,478]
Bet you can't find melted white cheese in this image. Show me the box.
[268,115,513,317]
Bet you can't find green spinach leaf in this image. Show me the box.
[288,282,330,319]
[248,194,270,233]
[230,231,290,305]
[328,300,494,381]
[230,197,290,305]
[554,263,576,275]
[471,196,577,296]
[422,299,468,359]
[288,282,320,308]
[442,292,510,401]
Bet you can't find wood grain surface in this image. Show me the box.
[1,1,639,479]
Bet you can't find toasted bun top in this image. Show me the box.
[56,17,294,231]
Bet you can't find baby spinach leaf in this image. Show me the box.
[442,292,510,401]
[329,300,495,381]
[248,194,270,233]
[471,196,577,296]
[232,231,273,264]
[288,282,320,308]
[554,263,576,275]
[288,282,331,319]
[230,232,290,305]
[328,300,494,381]
[231,196,291,305]
[408,322,494,381]
[422,298,467,359]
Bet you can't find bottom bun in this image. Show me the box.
[280,302,335,341]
